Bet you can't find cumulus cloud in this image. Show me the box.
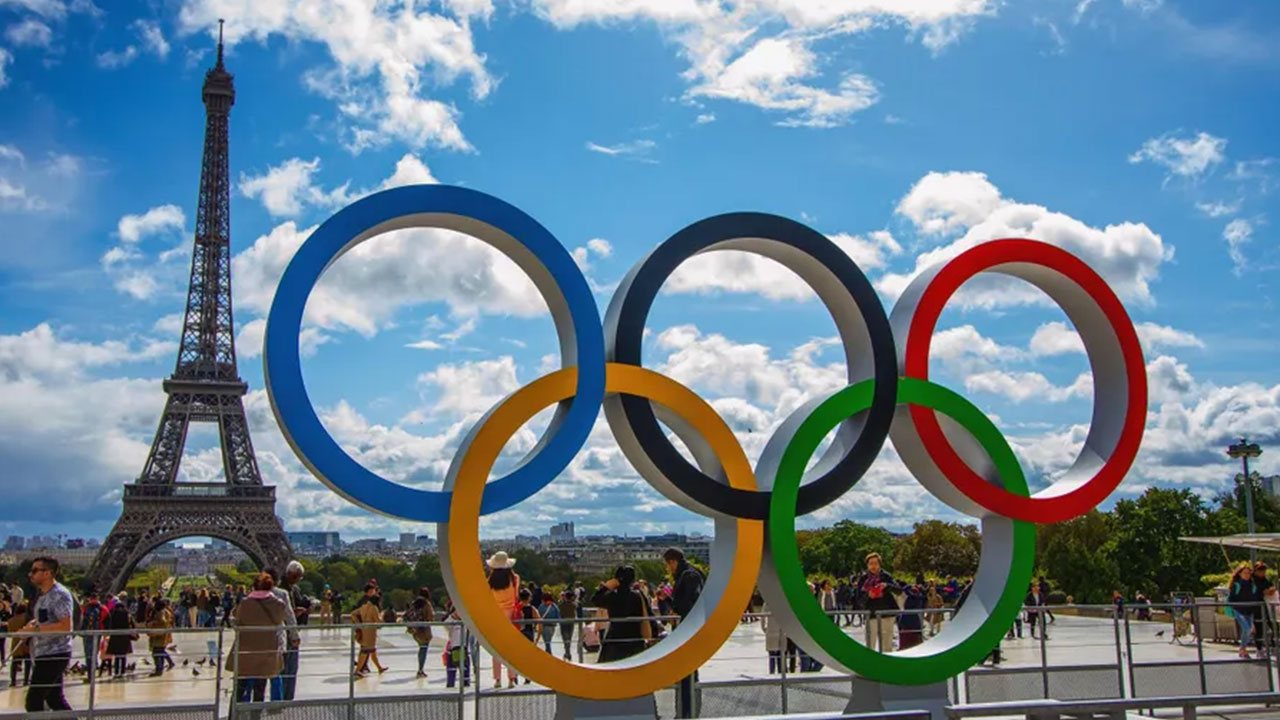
[5,18,53,47]
[532,0,994,127]
[101,205,189,299]
[239,153,438,217]
[1129,131,1227,179]
[177,0,492,152]
[117,204,185,243]
[880,170,1171,308]
[1223,218,1254,275]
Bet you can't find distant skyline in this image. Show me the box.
[1,1,1278,544]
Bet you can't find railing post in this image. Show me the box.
[87,628,97,719]
[472,626,482,720]
[1038,608,1049,699]
[778,615,788,716]
[212,626,224,720]
[1112,605,1127,699]
[454,620,465,720]
[348,623,357,720]
[1124,607,1136,700]
[229,624,240,720]
[1194,602,1207,695]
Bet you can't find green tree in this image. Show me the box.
[797,520,895,577]
[895,520,981,579]
[1110,487,1235,599]
[1037,510,1118,604]
[1216,472,1280,533]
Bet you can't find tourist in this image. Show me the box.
[1254,563,1275,657]
[836,581,854,627]
[0,587,11,666]
[279,561,309,700]
[351,590,388,677]
[134,590,151,625]
[761,602,788,674]
[593,565,649,663]
[261,567,299,700]
[897,577,926,650]
[538,594,561,654]
[556,590,577,660]
[664,547,703,717]
[233,572,287,713]
[852,552,902,652]
[78,591,103,672]
[486,551,521,688]
[818,579,837,617]
[444,602,470,688]
[925,580,944,636]
[23,557,75,712]
[406,589,435,678]
[145,598,175,676]
[320,586,334,626]
[1026,582,1049,639]
[1037,576,1056,624]
[8,599,31,687]
[105,596,135,679]
[1133,592,1152,622]
[1229,563,1261,659]
[221,587,235,628]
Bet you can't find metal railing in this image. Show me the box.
[1,601,1277,718]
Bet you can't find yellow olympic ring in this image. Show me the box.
[443,363,763,699]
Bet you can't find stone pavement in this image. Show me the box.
[0,612,1259,714]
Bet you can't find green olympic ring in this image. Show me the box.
[766,377,1035,685]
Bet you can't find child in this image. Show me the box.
[444,605,470,688]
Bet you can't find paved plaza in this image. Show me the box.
[0,612,1265,715]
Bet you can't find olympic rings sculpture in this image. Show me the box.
[264,184,1147,697]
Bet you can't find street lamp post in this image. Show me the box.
[1227,438,1263,563]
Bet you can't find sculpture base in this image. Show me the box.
[846,678,949,720]
[554,693,657,720]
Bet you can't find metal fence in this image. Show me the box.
[1,602,1276,718]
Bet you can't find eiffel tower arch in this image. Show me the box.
[86,22,291,594]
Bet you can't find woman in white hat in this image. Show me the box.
[486,551,522,688]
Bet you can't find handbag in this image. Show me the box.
[638,594,653,643]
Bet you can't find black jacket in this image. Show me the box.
[671,561,705,620]
[591,585,647,662]
[852,571,902,613]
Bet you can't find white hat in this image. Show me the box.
[486,551,516,569]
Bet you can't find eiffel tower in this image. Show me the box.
[87,22,292,594]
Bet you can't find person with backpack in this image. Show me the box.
[443,602,470,688]
[406,589,436,678]
[485,552,521,688]
[664,548,704,716]
[145,598,175,676]
[556,590,577,660]
[538,595,560,654]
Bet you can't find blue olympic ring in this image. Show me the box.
[264,185,606,521]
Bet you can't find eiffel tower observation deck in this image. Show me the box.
[85,22,292,594]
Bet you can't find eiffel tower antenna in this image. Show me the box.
[87,25,291,594]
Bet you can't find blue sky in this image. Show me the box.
[0,0,1277,544]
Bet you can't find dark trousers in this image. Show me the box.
[11,655,31,686]
[151,650,172,675]
[417,645,430,673]
[112,655,127,677]
[281,647,299,700]
[25,653,72,712]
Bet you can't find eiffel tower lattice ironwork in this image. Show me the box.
[87,22,292,594]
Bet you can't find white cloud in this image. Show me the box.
[895,170,1004,236]
[1129,131,1227,179]
[0,0,74,20]
[695,112,716,124]
[0,143,22,164]
[880,170,1170,308]
[1223,218,1254,275]
[571,237,613,271]
[1028,321,1084,356]
[239,153,438,217]
[177,0,492,153]
[933,324,1023,365]
[235,317,328,359]
[416,356,520,417]
[45,152,79,178]
[1196,200,1241,218]
[0,323,173,380]
[0,177,47,211]
[133,19,169,59]
[5,18,52,47]
[0,47,9,89]
[586,139,657,162]
[1135,322,1204,352]
[664,231,900,301]
[96,45,138,69]
[532,0,992,127]
[965,369,1092,403]
[117,204,185,243]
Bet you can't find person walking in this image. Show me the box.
[664,547,704,718]
[486,551,521,688]
[556,590,577,660]
[852,552,902,652]
[1229,563,1261,659]
[761,602,788,674]
[232,573,286,716]
[278,561,309,700]
[538,594,561,654]
[8,600,31,688]
[897,578,926,650]
[23,557,76,712]
[145,598,175,676]
[105,598,135,680]
[221,587,236,629]
[405,591,435,678]
[925,580,944,636]
[592,565,649,663]
[320,587,334,627]
[78,591,104,675]
[444,602,470,688]
[351,591,388,677]
[1026,582,1049,640]
[261,567,299,701]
